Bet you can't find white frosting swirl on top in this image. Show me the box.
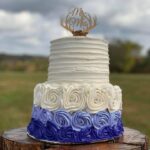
[48,37,109,84]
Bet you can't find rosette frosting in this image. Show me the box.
[28,118,45,139]
[32,106,53,125]
[108,86,122,110]
[111,111,122,126]
[34,83,122,113]
[110,111,124,136]
[87,87,109,113]
[46,121,58,141]
[32,106,42,119]
[58,127,75,142]
[53,109,71,128]
[96,126,112,139]
[34,83,45,106]
[41,84,62,111]
[27,106,124,143]
[72,111,92,131]
[63,85,86,111]
[93,110,110,129]
[39,109,53,125]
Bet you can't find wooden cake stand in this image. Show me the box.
[0,127,148,150]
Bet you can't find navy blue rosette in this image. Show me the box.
[58,126,76,142]
[96,126,113,140]
[27,118,45,139]
[78,127,96,143]
[27,106,124,143]
[45,121,58,141]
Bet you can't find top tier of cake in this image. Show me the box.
[48,36,109,84]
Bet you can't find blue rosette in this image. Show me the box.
[27,118,45,139]
[92,110,110,130]
[72,111,92,131]
[96,126,113,140]
[45,121,58,141]
[110,111,124,137]
[27,106,124,143]
[39,108,53,125]
[53,109,71,128]
[32,106,42,120]
[58,126,76,142]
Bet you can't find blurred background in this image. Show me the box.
[0,0,150,139]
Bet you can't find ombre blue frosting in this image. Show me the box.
[27,106,124,143]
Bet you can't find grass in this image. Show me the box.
[0,71,150,139]
[111,74,150,137]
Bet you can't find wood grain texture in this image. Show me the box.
[0,127,148,150]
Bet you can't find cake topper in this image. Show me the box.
[60,8,97,36]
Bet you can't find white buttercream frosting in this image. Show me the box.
[33,36,123,113]
[86,87,108,113]
[33,83,44,106]
[108,85,122,111]
[33,82,122,113]
[63,84,86,112]
[48,37,109,84]
[41,84,62,111]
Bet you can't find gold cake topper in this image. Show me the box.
[60,8,97,36]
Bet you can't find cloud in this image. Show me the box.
[0,0,150,55]
[0,10,68,55]
[0,0,76,16]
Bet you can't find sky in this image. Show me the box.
[0,0,150,56]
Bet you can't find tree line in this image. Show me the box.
[0,39,150,73]
[0,54,48,72]
[109,39,150,73]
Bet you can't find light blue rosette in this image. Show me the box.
[53,109,71,128]
[38,108,53,125]
[32,106,42,120]
[110,111,121,125]
[72,111,92,131]
[93,110,110,129]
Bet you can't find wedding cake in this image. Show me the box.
[27,8,124,144]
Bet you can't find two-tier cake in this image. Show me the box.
[27,8,124,144]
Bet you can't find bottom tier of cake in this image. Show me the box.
[27,106,124,144]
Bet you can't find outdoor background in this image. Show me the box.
[0,0,150,140]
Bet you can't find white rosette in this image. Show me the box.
[102,84,116,99]
[41,84,62,111]
[86,88,107,113]
[63,85,86,112]
[109,85,122,111]
[33,83,45,106]
[86,85,111,113]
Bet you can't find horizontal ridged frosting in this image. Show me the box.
[48,37,110,83]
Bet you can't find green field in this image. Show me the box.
[0,72,150,138]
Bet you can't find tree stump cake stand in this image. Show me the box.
[0,127,149,150]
